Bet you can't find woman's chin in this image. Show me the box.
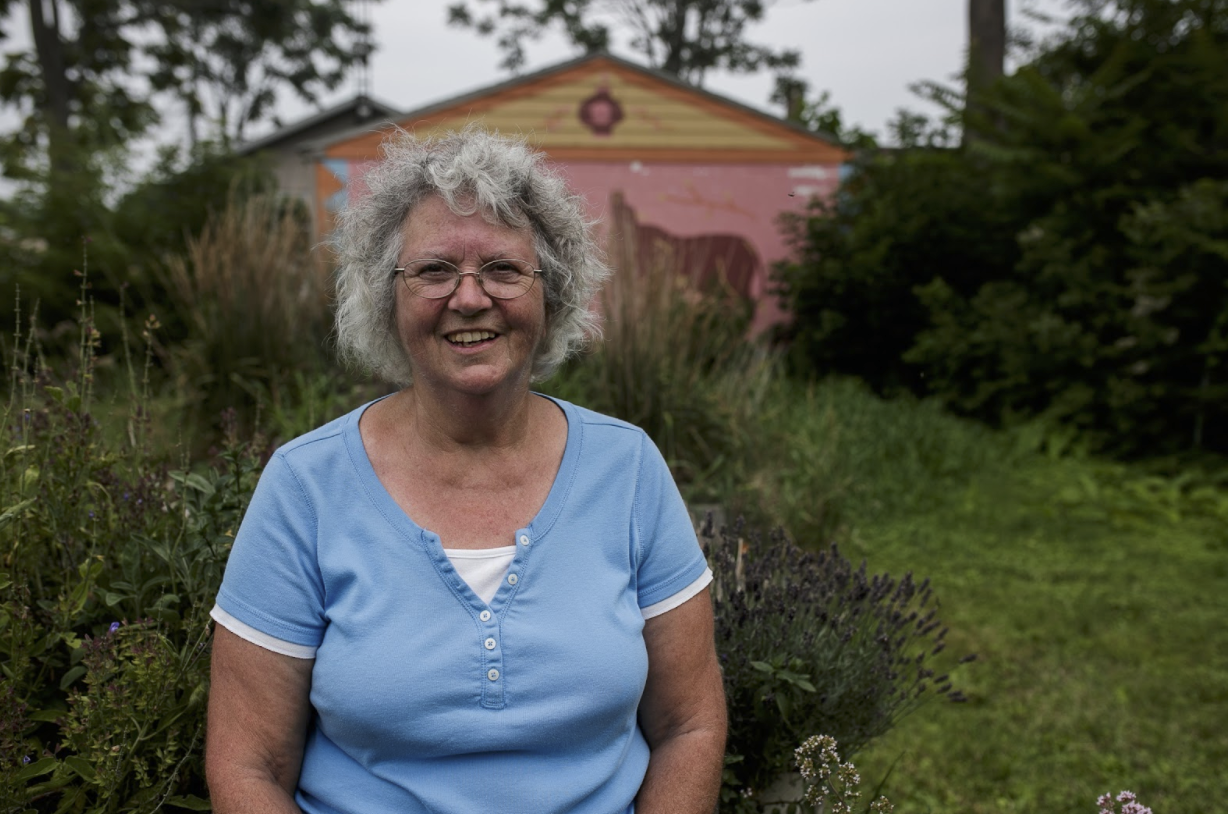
[429,364,526,399]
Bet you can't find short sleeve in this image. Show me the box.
[214,451,327,648]
[631,433,710,609]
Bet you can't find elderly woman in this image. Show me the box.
[205,129,726,813]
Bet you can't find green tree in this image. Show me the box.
[779,0,1228,455]
[0,0,372,166]
[446,0,810,85]
[774,113,1012,395]
[0,0,368,334]
[770,76,877,149]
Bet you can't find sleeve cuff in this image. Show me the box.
[640,567,713,620]
[211,604,318,660]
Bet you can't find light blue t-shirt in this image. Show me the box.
[213,396,710,814]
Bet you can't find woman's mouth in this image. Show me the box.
[446,330,497,348]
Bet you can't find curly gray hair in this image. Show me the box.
[332,127,609,385]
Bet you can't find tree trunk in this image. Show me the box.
[965,0,1006,144]
[968,0,1006,91]
[27,0,74,172]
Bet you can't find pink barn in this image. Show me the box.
[264,53,848,333]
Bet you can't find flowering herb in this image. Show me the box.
[1098,790,1154,814]
[705,518,974,810]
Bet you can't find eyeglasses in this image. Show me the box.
[392,258,542,300]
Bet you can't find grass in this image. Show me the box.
[794,399,1228,814]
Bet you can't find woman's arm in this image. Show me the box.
[206,626,314,813]
[636,587,727,814]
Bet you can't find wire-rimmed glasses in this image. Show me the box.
[392,258,542,300]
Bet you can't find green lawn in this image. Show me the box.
[841,455,1228,814]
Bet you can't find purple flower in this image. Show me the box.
[22,755,30,765]
[109,622,121,634]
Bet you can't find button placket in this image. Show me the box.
[479,606,504,707]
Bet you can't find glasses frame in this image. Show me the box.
[392,258,543,300]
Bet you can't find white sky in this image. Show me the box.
[0,0,1072,171]
[265,0,1070,144]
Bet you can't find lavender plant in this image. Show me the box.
[703,519,975,812]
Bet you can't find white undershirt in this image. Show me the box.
[444,545,519,603]
[210,550,713,660]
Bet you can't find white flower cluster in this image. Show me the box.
[794,734,892,814]
[1098,790,1153,814]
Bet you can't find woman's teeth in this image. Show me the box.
[448,331,495,347]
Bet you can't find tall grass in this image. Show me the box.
[159,193,336,437]
[545,221,776,505]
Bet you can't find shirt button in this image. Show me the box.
[519,534,531,546]
[487,668,500,681]
[484,637,497,650]
[507,573,518,586]
[479,610,492,622]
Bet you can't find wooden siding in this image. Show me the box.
[325,56,847,165]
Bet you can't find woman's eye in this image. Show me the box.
[415,264,455,281]
[484,262,524,282]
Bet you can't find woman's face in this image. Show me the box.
[394,195,546,399]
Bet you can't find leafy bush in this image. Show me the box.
[0,146,274,347]
[0,324,264,811]
[777,0,1228,456]
[704,519,974,813]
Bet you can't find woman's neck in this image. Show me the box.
[393,382,537,454]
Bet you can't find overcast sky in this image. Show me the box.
[0,0,1072,167]
[266,0,1071,144]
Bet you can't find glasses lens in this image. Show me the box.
[401,260,460,299]
[480,259,537,299]
[398,259,539,299]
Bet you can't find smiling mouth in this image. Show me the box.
[446,330,497,347]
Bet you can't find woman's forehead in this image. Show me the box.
[400,196,536,256]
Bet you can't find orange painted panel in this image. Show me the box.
[323,56,848,165]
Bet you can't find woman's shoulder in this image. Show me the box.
[539,394,646,439]
[271,396,386,462]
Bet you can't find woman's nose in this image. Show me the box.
[448,271,491,311]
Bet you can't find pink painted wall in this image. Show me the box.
[319,157,842,334]
[553,160,842,332]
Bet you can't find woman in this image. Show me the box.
[205,128,726,813]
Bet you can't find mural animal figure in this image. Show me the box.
[607,191,761,301]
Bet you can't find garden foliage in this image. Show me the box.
[0,317,264,811]
[158,192,336,439]
[704,520,971,813]
[776,0,1228,455]
[0,147,275,345]
[544,221,773,505]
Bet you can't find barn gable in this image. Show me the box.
[323,53,845,164]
